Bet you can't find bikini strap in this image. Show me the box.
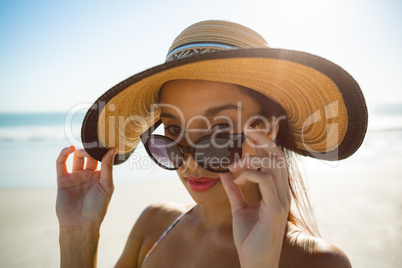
[141,205,195,266]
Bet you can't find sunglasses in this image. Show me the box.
[140,119,262,173]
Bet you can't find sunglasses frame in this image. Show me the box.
[140,119,262,173]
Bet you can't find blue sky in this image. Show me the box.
[0,0,401,112]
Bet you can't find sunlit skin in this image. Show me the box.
[159,80,272,209]
[56,80,352,268]
[130,79,289,267]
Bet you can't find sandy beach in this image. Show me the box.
[0,178,194,268]
[1,149,401,268]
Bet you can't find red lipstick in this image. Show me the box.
[187,177,220,192]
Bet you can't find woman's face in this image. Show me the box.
[159,79,277,205]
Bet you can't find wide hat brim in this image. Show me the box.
[81,48,368,164]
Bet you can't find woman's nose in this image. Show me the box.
[181,152,199,171]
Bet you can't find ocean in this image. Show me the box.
[0,112,174,188]
[0,103,401,188]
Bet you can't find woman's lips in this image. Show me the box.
[187,177,220,192]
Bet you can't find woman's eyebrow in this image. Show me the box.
[159,104,243,120]
[160,112,178,119]
[204,104,243,117]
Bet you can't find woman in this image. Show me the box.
[56,20,367,267]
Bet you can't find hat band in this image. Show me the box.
[166,43,236,62]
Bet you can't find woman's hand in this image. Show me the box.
[56,145,117,230]
[220,125,290,268]
[56,146,116,267]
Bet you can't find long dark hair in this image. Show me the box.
[239,85,321,237]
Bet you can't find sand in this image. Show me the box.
[0,160,401,268]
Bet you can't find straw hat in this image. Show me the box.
[81,20,368,164]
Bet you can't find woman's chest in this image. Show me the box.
[141,229,240,268]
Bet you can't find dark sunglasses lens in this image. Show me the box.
[196,135,242,172]
[147,137,183,169]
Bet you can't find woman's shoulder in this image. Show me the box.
[283,222,352,268]
[115,202,194,267]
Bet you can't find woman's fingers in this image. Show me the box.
[230,125,291,208]
[56,145,75,178]
[72,149,89,171]
[85,157,98,171]
[245,125,286,159]
[230,154,288,189]
[234,169,281,207]
[229,155,286,173]
[235,154,289,209]
[59,147,101,173]
[100,148,117,192]
[220,172,249,213]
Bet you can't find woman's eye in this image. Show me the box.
[211,123,231,132]
[165,125,183,136]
